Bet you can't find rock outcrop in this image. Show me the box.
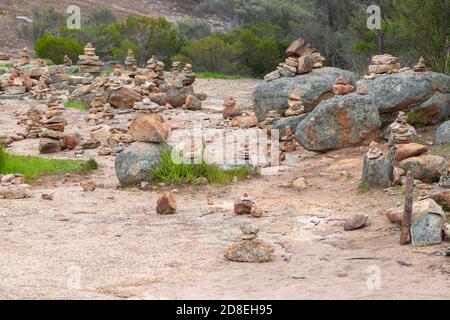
[254,67,357,122]
[295,94,381,151]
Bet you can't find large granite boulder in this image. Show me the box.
[254,67,357,122]
[435,121,450,144]
[295,94,381,152]
[357,71,450,126]
[115,142,164,186]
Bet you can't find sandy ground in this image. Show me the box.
[0,79,449,300]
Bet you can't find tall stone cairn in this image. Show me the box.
[78,43,103,74]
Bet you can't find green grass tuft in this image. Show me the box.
[0,63,13,68]
[406,112,427,127]
[65,101,87,112]
[0,146,97,180]
[149,148,255,185]
[196,72,242,79]
[358,180,370,193]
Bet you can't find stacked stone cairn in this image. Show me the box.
[45,95,65,119]
[113,64,122,77]
[224,222,275,263]
[25,106,43,138]
[414,57,427,72]
[387,112,416,145]
[285,94,305,117]
[0,52,10,61]
[365,54,401,79]
[1,70,31,95]
[333,76,355,95]
[20,47,30,66]
[78,43,103,75]
[63,55,73,67]
[39,113,68,154]
[264,38,325,81]
[222,97,242,119]
[171,61,181,74]
[124,49,138,72]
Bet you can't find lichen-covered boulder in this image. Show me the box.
[435,121,450,144]
[115,142,164,186]
[357,71,450,126]
[408,92,449,125]
[253,67,357,122]
[295,94,381,152]
[399,154,448,183]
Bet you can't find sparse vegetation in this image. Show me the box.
[358,181,370,193]
[35,34,84,65]
[65,101,87,112]
[0,146,97,180]
[0,10,7,17]
[149,148,256,185]
[406,112,428,127]
[0,63,13,68]
[196,72,242,79]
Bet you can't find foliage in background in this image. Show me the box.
[35,34,84,64]
[21,1,450,76]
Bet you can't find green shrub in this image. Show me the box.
[149,148,255,185]
[35,34,84,65]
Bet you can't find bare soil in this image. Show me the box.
[0,79,449,300]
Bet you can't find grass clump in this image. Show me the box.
[196,72,242,79]
[65,101,87,112]
[358,181,370,193]
[0,146,97,180]
[406,112,427,127]
[149,148,255,185]
[0,63,13,68]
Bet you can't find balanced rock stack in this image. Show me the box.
[113,64,122,77]
[20,47,30,66]
[25,107,43,138]
[285,94,305,117]
[179,63,196,87]
[259,110,281,130]
[134,98,161,114]
[146,56,165,86]
[264,38,325,81]
[63,55,72,67]
[124,49,137,72]
[78,43,103,75]
[39,115,68,154]
[414,57,427,72]
[45,95,65,118]
[224,222,275,263]
[171,61,181,74]
[388,112,417,145]
[1,70,30,95]
[333,76,355,95]
[366,54,400,79]
[280,127,297,152]
[222,97,242,119]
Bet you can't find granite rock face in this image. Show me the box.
[254,67,357,122]
[435,121,450,145]
[295,94,381,151]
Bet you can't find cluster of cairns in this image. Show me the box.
[124,49,137,72]
[364,54,429,80]
[0,173,30,200]
[264,38,325,81]
[78,43,103,75]
[38,100,69,154]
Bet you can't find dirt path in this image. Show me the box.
[0,79,449,300]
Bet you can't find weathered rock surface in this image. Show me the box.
[0,184,30,199]
[109,87,143,109]
[115,142,164,186]
[129,113,169,143]
[357,71,450,126]
[385,198,445,225]
[254,67,357,122]
[165,85,194,108]
[411,213,445,247]
[295,94,381,151]
[344,214,368,231]
[224,239,275,263]
[361,155,393,188]
[435,121,450,144]
[394,143,428,161]
[156,192,177,215]
[399,154,447,183]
